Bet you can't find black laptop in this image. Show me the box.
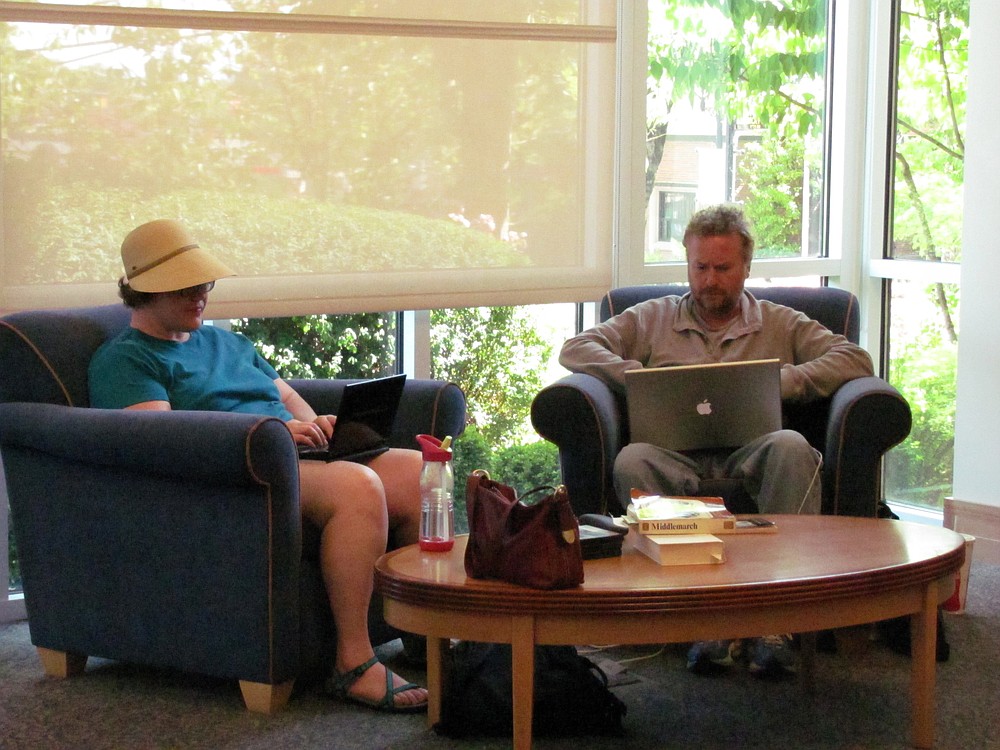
[298,373,406,463]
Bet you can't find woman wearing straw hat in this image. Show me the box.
[88,219,428,713]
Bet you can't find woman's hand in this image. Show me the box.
[286,415,336,447]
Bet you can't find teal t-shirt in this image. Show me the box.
[88,325,293,420]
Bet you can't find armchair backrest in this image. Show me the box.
[0,305,131,407]
[602,285,860,344]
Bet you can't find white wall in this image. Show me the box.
[950,0,1000,562]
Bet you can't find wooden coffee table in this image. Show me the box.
[375,515,964,749]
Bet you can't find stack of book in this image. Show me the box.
[623,493,776,566]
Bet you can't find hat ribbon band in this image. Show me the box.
[128,243,199,280]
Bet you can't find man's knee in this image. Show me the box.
[770,428,811,449]
[756,429,817,466]
[615,442,656,476]
[614,442,698,498]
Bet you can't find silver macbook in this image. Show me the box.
[624,359,781,451]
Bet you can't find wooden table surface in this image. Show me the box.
[375,515,965,749]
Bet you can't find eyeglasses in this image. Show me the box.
[168,281,216,299]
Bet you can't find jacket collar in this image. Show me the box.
[674,289,763,340]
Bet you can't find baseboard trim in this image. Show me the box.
[944,497,1000,565]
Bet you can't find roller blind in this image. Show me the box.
[0,0,616,317]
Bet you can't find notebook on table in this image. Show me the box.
[297,373,407,463]
[623,359,781,451]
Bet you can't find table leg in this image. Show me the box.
[910,585,939,749]
[425,635,447,728]
[798,631,816,694]
[510,616,536,750]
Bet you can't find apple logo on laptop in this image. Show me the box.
[696,399,712,416]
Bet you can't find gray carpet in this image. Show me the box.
[2,562,998,749]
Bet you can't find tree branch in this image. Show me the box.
[895,118,963,161]
[895,151,958,344]
[933,8,965,155]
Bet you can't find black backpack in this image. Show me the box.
[434,641,627,738]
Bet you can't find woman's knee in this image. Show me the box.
[301,461,387,522]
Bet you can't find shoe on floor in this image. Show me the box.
[747,634,796,678]
[686,639,743,675]
[325,655,428,713]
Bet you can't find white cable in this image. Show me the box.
[796,456,823,514]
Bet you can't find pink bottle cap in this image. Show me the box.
[416,433,452,462]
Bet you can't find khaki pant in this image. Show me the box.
[614,429,822,515]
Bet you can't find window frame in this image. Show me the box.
[618,0,957,363]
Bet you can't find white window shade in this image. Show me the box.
[0,2,615,317]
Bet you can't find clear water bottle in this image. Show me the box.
[416,434,454,552]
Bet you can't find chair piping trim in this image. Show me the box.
[842,293,856,338]
[829,389,911,516]
[244,417,290,684]
[0,320,74,406]
[426,382,464,441]
[428,387,443,437]
[602,291,615,319]
[550,382,611,516]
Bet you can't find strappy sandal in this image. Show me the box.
[325,655,428,714]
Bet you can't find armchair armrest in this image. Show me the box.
[822,376,912,517]
[0,402,303,685]
[0,402,298,486]
[530,373,627,516]
[289,378,467,449]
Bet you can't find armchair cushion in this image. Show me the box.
[532,286,910,518]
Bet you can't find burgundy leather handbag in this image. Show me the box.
[464,470,584,590]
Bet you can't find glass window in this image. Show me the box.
[883,0,968,513]
[883,279,958,510]
[889,0,967,264]
[657,189,695,246]
[646,1,828,268]
[232,313,398,380]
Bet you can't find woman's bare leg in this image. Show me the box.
[298,458,426,708]
[367,448,424,546]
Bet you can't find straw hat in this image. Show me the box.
[121,219,235,293]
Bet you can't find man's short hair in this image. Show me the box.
[118,277,156,308]
[683,204,755,265]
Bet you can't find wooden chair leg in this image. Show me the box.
[239,679,294,714]
[37,647,88,678]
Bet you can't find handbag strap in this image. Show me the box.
[521,484,578,545]
[466,469,491,499]
[518,485,556,506]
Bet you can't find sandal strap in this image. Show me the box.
[378,667,419,709]
[325,655,380,697]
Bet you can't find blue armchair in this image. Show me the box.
[0,304,466,712]
[530,285,911,519]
